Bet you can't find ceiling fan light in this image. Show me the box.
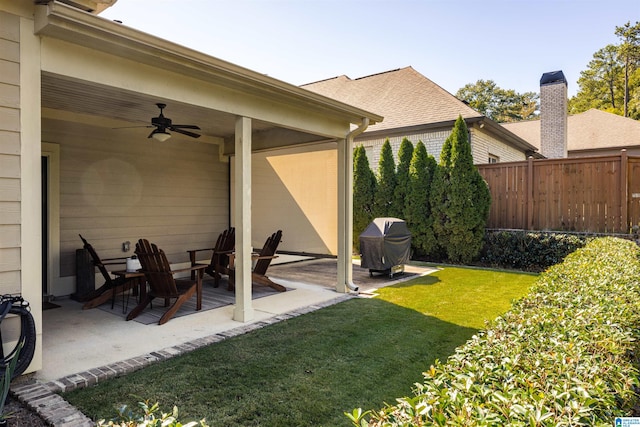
[151,130,171,142]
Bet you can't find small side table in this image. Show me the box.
[110,270,147,313]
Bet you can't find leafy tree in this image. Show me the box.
[430,116,491,263]
[457,80,497,117]
[406,141,437,257]
[353,145,376,251]
[373,139,396,218]
[569,45,624,115]
[615,21,640,117]
[456,80,539,122]
[392,138,414,218]
[570,21,640,120]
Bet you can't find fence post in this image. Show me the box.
[526,156,534,230]
[621,149,628,233]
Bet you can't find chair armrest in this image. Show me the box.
[94,259,128,268]
[97,257,128,268]
[101,261,128,266]
[172,264,207,274]
[213,249,235,255]
[187,248,216,255]
[101,256,129,262]
[228,254,278,263]
[187,249,216,266]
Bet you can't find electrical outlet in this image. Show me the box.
[122,241,130,252]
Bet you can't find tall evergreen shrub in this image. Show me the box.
[406,141,437,257]
[353,145,377,251]
[373,139,397,218]
[430,116,491,263]
[392,138,414,218]
[405,141,438,256]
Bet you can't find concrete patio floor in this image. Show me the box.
[36,258,433,381]
[37,276,338,382]
[12,259,436,426]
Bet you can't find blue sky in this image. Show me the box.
[100,0,638,98]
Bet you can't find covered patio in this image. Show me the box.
[6,1,382,375]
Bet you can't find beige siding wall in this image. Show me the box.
[0,11,21,294]
[236,142,338,255]
[43,119,229,295]
[0,10,41,374]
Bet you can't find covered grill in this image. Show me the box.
[359,217,411,278]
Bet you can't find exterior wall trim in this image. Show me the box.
[20,14,43,373]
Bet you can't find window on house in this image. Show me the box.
[488,154,499,164]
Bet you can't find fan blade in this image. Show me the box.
[112,125,153,129]
[171,124,200,130]
[147,129,156,138]
[171,128,201,138]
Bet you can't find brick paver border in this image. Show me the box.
[11,294,354,426]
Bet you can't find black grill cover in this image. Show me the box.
[359,218,411,270]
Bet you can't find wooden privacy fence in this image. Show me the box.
[477,151,640,234]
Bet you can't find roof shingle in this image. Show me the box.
[503,109,640,152]
[302,66,482,132]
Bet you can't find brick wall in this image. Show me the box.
[471,129,527,163]
[354,126,527,170]
[356,130,450,168]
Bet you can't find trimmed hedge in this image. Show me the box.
[96,401,208,426]
[479,230,591,272]
[350,237,640,426]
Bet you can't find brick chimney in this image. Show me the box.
[540,71,568,158]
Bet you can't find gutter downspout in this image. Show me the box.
[341,118,370,292]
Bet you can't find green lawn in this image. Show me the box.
[63,265,537,427]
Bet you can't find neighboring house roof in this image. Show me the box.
[302,66,540,156]
[503,109,640,154]
[302,66,482,132]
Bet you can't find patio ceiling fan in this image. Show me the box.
[115,103,201,141]
[146,103,201,141]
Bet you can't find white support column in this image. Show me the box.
[336,138,352,293]
[233,116,254,322]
